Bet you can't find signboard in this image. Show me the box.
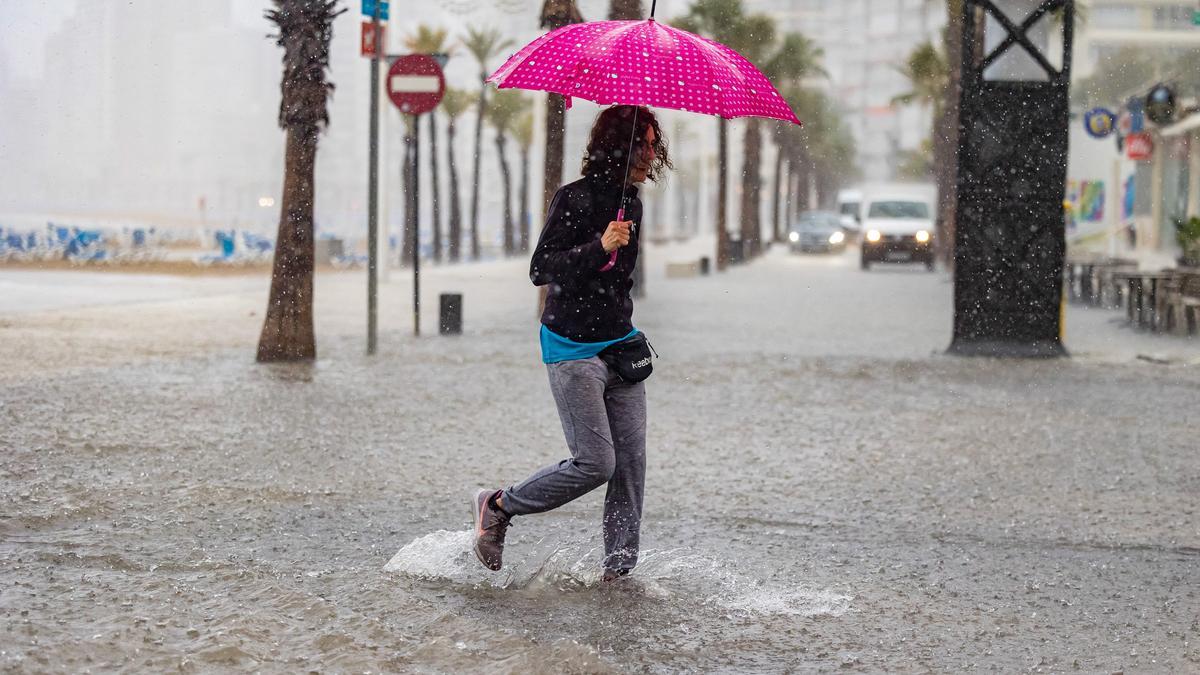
[1083,107,1115,139]
[361,21,385,58]
[362,0,389,20]
[1193,9,1199,25]
[1145,84,1177,126]
[387,54,445,115]
[1126,131,1154,161]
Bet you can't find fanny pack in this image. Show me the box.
[599,332,657,383]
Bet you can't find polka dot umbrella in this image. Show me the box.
[486,19,800,124]
[487,7,801,269]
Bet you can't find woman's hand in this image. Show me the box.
[601,221,632,253]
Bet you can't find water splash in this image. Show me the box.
[383,530,851,617]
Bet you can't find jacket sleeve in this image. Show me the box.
[529,186,609,287]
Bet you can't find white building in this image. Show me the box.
[750,0,945,182]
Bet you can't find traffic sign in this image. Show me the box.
[362,0,389,20]
[361,21,385,58]
[1126,132,1154,161]
[1083,107,1115,139]
[387,54,445,115]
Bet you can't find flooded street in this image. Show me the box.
[3,247,1199,672]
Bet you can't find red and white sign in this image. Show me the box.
[1126,131,1154,161]
[361,21,385,58]
[387,54,445,115]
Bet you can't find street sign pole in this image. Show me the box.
[366,3,381,355]
[413,114,421,337]
[386,54,445,338]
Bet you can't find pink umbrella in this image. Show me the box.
[487,6,800,270]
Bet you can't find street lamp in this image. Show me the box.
[948,0,1074,358]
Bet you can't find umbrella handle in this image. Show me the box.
[599,207,625,271]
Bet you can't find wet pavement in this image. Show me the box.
[2,244,1198,672]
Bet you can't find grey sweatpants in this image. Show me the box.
[501,356,647,572]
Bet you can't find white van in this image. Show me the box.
[835,188,863,232]
[859,193,936,270]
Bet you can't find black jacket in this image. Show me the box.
[530,172,642,342]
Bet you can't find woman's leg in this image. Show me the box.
[500,357,617,516]
[601,370,647,573]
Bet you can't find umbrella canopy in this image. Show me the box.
[487,19,800,126]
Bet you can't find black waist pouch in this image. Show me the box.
[599,332,656,383]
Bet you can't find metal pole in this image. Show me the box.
[413,113,421,337]
[366,6,381,355]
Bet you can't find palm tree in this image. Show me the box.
[675,0,748,270]
[539,1,585,222]
[770,110,793,243]
[722,14,774,260]
[487,90,527,257]
[512,110,535,253]
[765,36,824,243]
[256,0,343,363]
[892,40,947,183]
[462,26,514,260]
[804,93,857,209]
[894,35,953,262]
[405,25,452,263]
[608,0,643,20]
[440,88,473,262]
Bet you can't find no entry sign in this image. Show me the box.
[387,54,445,115]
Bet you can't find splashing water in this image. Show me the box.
[383,529,852,618]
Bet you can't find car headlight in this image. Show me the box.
[789,231,799,243]
[866,230,881,243]
[828,231,844,244]
[915,230,930,243]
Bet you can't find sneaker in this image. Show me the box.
[471,489,510,571]
[601,568,630,583]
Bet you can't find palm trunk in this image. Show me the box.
[784,154,795,227]
[447,117,463,262]
[519,145,531,252]
[772,132,784,243]
[496,133,513,256]
[937,2,966,266]
[739,118,762,257]
[717,117,729,270]
[257,123,318,361]
[543,93,566,220]
[470,75,487,260]
[429,110,442,263]
[796,155,811,213]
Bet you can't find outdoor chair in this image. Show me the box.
[1163,269,1200,337]
[1099,258,1137,309]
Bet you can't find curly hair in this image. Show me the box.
[580,105,673,183]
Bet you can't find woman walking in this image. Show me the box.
[471,105,672,582]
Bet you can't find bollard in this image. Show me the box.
[699,256,710,275]
[439,293,462,335]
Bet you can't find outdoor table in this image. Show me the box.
[1113,271,1176,330]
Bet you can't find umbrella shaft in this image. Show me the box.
[617,106,641,219]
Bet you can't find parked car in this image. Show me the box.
[788,211,847,253]
[860,196,935,270]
